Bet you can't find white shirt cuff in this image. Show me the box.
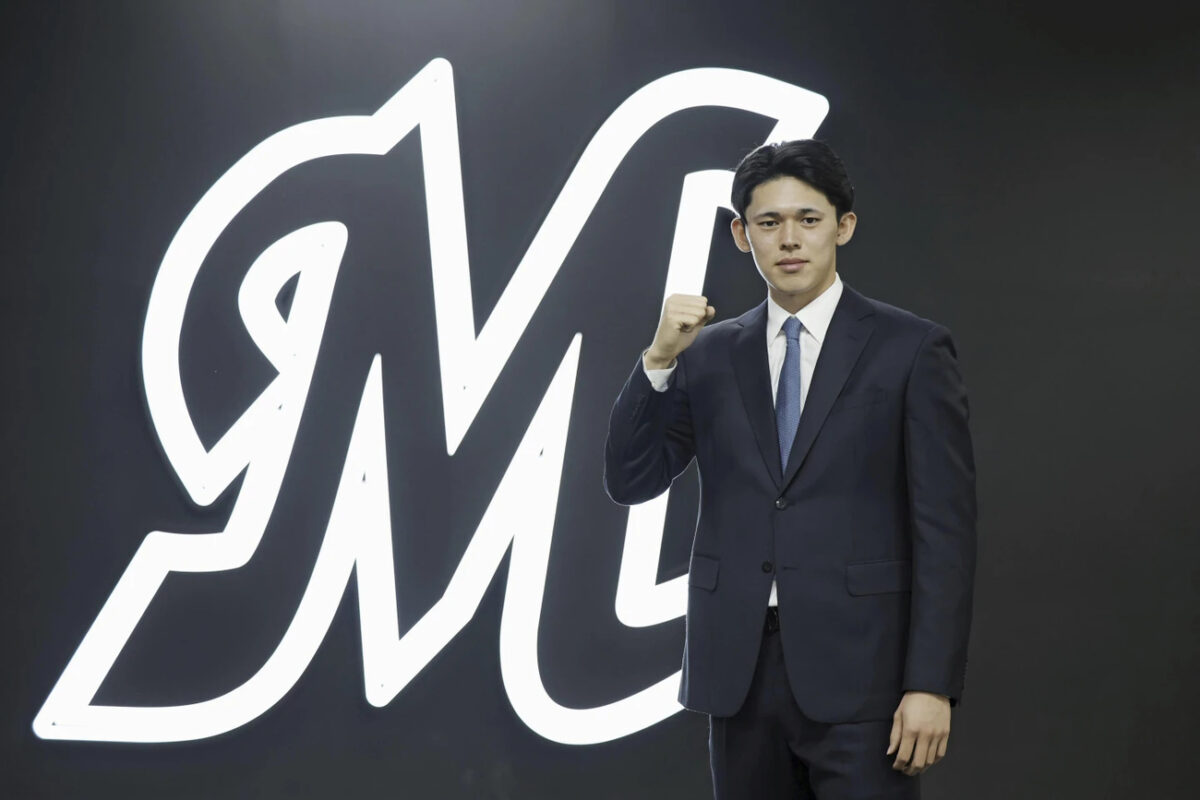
[641,348,677,392]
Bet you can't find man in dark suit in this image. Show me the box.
[603,139,977,799]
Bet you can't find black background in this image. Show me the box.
[2,1,1197,798]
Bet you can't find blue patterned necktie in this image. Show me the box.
[776,316,802,470]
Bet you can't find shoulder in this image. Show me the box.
[697,315,743,341]
[853,286,950,344]
[851,288,967,388]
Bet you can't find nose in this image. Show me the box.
[780,219,802,248]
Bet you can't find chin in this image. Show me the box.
[776,277,814,293]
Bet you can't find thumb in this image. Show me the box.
[886,715,901,755]
[702,305,716,324]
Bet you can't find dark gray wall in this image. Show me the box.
[2,1,1197,798]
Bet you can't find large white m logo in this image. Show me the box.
[33,58,827,744]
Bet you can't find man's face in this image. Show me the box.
[730,175,857,313]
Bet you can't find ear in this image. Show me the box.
[835,211,857,246]
[730,216,752,253]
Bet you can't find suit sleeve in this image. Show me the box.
[900,324,978,708]
[603,349,696,505]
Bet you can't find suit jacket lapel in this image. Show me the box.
[729,284,877,494]
[781,283,876,490]
[731,299,783,488]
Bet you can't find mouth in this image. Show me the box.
[777,259,808,273]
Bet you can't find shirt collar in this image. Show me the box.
[765,271,844,346]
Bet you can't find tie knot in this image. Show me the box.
[783,316,802,341]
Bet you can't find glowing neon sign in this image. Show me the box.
[33,57,827,744]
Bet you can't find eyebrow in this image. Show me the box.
[753,207,823,220]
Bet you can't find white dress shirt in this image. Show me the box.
[641,272,845,606]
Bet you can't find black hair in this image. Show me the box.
[730,139,855,222]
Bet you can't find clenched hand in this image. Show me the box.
[644,293,716,370]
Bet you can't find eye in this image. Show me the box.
[760,220,778,228]
[802,216,819,224]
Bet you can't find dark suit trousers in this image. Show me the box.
[708,608,920,800]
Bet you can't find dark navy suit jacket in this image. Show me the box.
[603,282,977,722]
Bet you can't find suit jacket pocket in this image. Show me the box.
[689,554,719,591]
[845,558,912,595]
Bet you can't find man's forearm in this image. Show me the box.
[603,350,695,505]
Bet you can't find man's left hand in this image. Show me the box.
[887,691,951,776]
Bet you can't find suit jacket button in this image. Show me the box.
[762,561,773,573]
[774,497,787,510]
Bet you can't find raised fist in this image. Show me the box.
[644,293,716,369]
